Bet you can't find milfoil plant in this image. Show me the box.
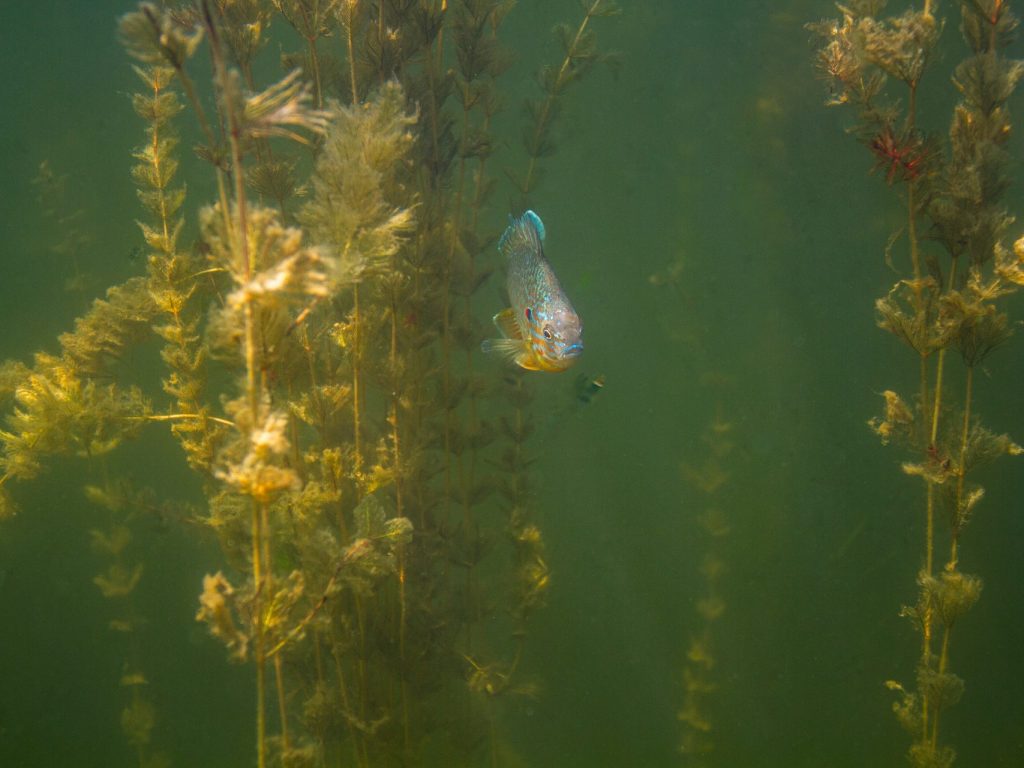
[809,2,1024,766]
[0,1,621,766]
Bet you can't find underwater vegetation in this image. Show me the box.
[810,1,1024,766]
[649,240,737,765]
[31,159,95,295]
[676,382,735,764]
[0,1,620,765]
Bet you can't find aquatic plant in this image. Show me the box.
[32,160,94,294]
[512,0,621,206]
[810,1,1023,764]
[88,480,188,768]
[651,252,734,763]
[677,394,734,763]
[0,1,620,765]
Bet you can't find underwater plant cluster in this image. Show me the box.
[811,1,1024,766]
[0,1,620,765]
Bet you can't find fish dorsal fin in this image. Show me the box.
[498,210,545,259]
[524,210,545,241]
[493,308,522,340]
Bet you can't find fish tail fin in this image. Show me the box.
[498,210,545,259]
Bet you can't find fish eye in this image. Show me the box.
[542,326,553,340]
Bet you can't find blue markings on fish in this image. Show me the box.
[481,210,583,372]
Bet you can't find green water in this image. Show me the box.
[2,1,1024,766]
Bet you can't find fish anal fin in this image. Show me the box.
[493,308,522,340]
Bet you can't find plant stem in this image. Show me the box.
[202,3,266,765]
[951,365,973,569]
[904,81,938,746]
[344,1,359,104]
[398,547,410,755]
[444,112,470,523]
[168,46,234,251]
[251,500,267,768]
[378,0,386,85]
[352,284,363,474]
[139,413,234,427]
[388,237,403,518]
[929,365,974,750]
[522,0,601,196]
[331,636,367,768]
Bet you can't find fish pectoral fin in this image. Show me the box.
[481,338,525,364]
[481,338,542,371]
[492,308,522,340]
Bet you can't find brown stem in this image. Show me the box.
[522,0,601,196]
[352,284,363,475]
[952,365,973,568]
[902,81,938,747]
[398,548,410,755]
[344,2,360,104]
[202,4,265,765]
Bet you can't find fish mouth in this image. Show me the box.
[561,343,583,359]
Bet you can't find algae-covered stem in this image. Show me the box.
[140,66,218,469]
[304,12,324,108]
[924,354,982,753]
[343,0,360,105]
[342,4,364,474]
[907,1,983,751]
[522,0,602,197]
[138,413,233,427]
[900,29,940,746]
[463,3,507,532]
[148,73,172,249]
[926,255,962,580]
[94,457,152,767]
[449,0,509,655]
[378,0,386,85]
[423,3,445,189]
[388,245,403,521]
[201,2,269,765]
[386,202,410,754]
[201,3,257,417]
[442,101,470,529]
[351,281,364,474]
[140,4,234,255]
[927,364,974,747]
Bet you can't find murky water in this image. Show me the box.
[1,2,1023,766]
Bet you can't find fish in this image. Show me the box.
[573,372,606,406]
[481,210,583,372]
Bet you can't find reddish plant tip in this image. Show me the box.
[869,125,934,185]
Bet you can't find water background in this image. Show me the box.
[2,1,1024,766]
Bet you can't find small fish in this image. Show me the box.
[573,372,605,406]
[481,210,583,372]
